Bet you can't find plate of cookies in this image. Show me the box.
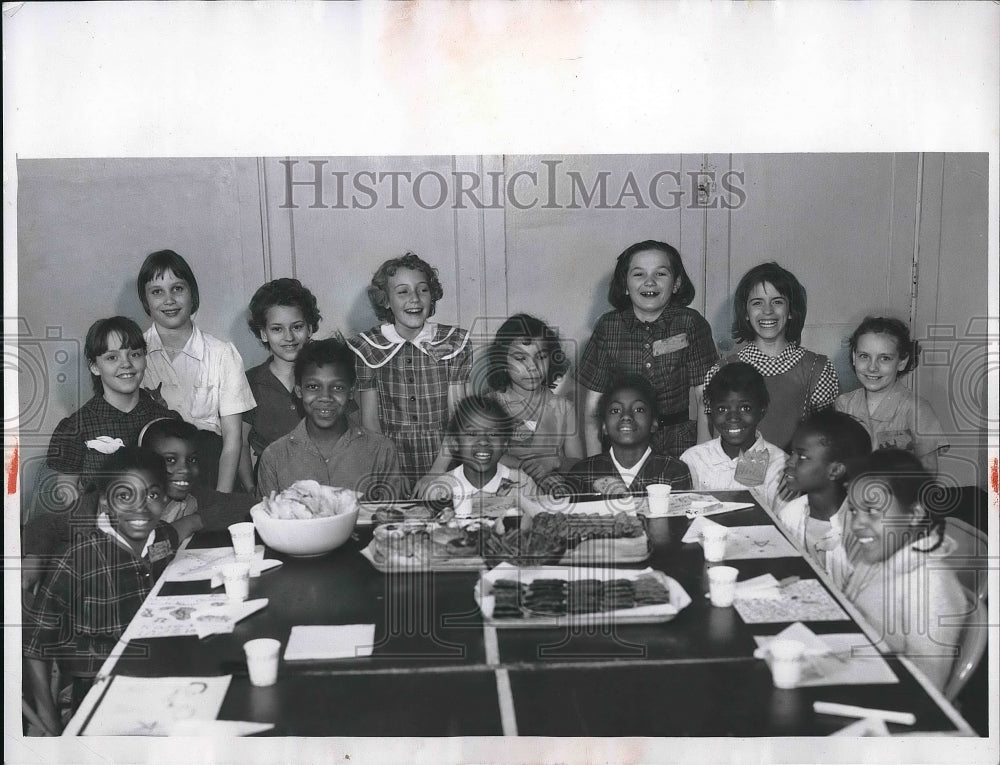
[475,563,692,627]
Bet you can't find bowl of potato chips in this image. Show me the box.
[250,480,361,556]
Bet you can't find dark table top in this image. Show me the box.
[67,492,973,738]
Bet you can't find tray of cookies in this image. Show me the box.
[475,563,692,627]
[359,508,652,572]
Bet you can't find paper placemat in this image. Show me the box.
[125,595,268,639]
[83,676,231,736]
[682,518,799,559]
[733,579,849,623]
[284,624,375,660]
[753,622,897,686]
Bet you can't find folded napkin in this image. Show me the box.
[209,557,283,588]
[283,624,375,660]
[169,719,275,736]
[192,598,269,639]
[734,574,781,600]
[681,515,724,544]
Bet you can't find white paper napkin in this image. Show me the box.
[681,515,724,544]
[192,598,269,639]
[283,624,375,660]
[734,573,781,600]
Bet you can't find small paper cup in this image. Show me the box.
[645,484,672,515]
[243,638,281,687]
[707,565,739,607]
[229,522,257,561]
[769,638,805,689]
[702,524,729,562]
[221,561,251,602]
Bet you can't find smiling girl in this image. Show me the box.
[348,252,471,482]
[241,278,323,492]
[844,448,965,691]
[577,241,718,459]
[43,316,177,501]
[835,317,948,473]
[137,250,256,493]
[705,262,839,452]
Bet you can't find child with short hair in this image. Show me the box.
[681,362,786,511]
[139,418,256,538]
[137,249,256,492]
[836,316,949,473]
[348,252,472,483]
[43,316,177,503]
[705,262,839,451]
[24,448,179,734]
[241,278,324,492]
[257,336,407,501]
[844,449,966,691]
[775,410,872,587]
[569,375,692,496]
[432,395,539,513]
[577,241,718,458]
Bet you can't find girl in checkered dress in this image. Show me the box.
[704,262,839,452]
[348,253,472,484]
[577,241,719,459]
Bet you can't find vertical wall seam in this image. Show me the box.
[886,155,895,311]
[285,156,297,280]
[909,153,924,332]
[257,157,272,282]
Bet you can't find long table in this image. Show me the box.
[64,492,975,738]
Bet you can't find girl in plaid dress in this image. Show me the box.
[348,253,471,484]
[577,241,718,459]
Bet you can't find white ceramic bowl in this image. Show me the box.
[250,504,360,557]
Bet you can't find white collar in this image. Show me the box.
[97,512,156,556]
[609,446,652,487]
[146,322,204,361]
[710,432,769,463]
[381,322,437,347]
[451,463,511,495]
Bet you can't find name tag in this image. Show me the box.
[147,540,173,563]
[876,429,915,452]
[651,333,689,357]
[734,449,770,487]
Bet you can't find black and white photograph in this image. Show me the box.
[5,4,997,764]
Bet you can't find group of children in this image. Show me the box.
[23,241,964,732]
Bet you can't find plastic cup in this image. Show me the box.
[702,524,729,562]
[221,561,251,602]
[229,522,256,561]
[243,638,281,687]
[707,565,739,607]
[645,484,672,515]
[769,638,805,689]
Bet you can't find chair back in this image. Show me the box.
[944,591,988,702]
[940,517,989,602]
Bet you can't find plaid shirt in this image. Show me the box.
[348,323,472,476]
[566,451,693,494]
[577,307,718,410]
[576,307,718,457]
[23,522,178,676]
[46,393,178,488]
